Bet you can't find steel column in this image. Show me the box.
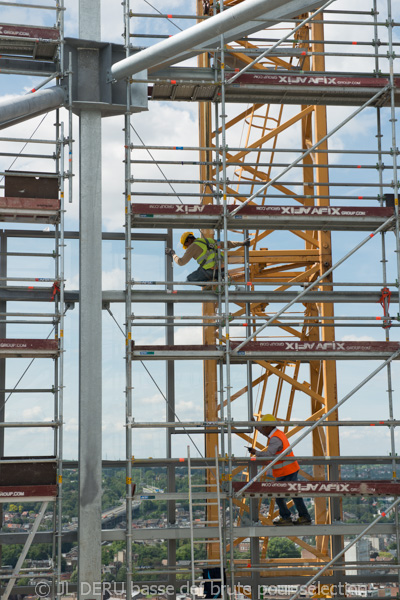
[78,1,102,597]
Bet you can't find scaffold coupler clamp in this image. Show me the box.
[379,286,392,329]
[51,280,60,301]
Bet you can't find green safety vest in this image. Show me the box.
[194,238,223,271]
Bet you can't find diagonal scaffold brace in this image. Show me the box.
[232,213,396,354]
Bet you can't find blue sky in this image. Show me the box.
[0,0,399,463]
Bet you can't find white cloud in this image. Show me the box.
[21,405,43,420]
[102,267,125,289]
[102,420,124,433]
[340,335,376,342]
[64,417,78,432]
[146,325,203,346]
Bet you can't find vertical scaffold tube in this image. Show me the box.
[56,119,66,600]
[219,4,233,596]
[124,1,133,598]
[385,0,400,587]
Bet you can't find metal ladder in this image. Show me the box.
[187,446,225,599]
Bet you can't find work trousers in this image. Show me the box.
[187,266,224,283]
[275,470,310,519]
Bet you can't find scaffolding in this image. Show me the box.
[124,1,400,599]
[0,0,67,596]
[0,0,398,598]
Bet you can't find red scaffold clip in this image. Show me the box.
[51,280,60,302]
[379,286,392,329]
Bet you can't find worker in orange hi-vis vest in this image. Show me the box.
[247,414,312,526]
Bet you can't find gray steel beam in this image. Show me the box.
[128,290,400,304]
[130,346,400,361]
[111,0,326,79]
[48,456,400,471]
[78,1,102,597]
[0,288,398,305]
[0,86,65,129]
[0,523,397,546]
[0,230,167,241]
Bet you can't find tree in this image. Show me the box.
[1,545,23,567]
[267,538,301,558]
[102,545,114,566]
[8,504,18,513]
[176,542,205,561]
[116,565,127,582]
[27,543,52,561]
[70,568,78,582]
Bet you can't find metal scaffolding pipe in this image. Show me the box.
[111,0,326,80]
[0,86,65,128]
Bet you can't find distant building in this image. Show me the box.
[345,539,370,576]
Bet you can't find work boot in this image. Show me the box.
[272,515,293,526]
[292,515,312,525]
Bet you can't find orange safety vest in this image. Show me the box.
[268,429,299,478]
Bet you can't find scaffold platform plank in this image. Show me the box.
[232,480,400,497]
[0,197,60,224]
[132,480,400,500]
[150,70,400,107]
[0,339,59,358]
[131,341,400,361]
[0,485,57,502]
[0,458,57,484]
[0,459,57,501]
[131,203,394,231]
[0,24,60,60]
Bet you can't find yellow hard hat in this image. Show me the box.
[312,585,334,598]
[181,231,195,249]
[260,414,276,422]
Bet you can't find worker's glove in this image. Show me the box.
[247,446,257,456]
[243,237,251,247]
[165,247,175,256]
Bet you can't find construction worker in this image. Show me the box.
[248,414,312,526]
[165,232,250,284]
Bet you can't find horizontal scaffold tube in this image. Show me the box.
[0,86,66,129]
[111,0,326,80]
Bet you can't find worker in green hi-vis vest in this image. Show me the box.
[165,231,250,285]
